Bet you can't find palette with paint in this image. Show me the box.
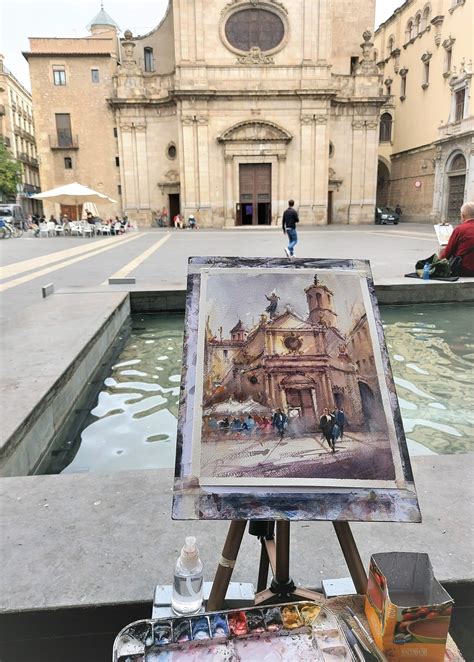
[113,601,354,661]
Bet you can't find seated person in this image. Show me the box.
[439,202,474,276]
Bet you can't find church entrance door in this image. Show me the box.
[286,388,316,427]
[238,164,271,226]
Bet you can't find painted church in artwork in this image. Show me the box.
[204,276,385,431]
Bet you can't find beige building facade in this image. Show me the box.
[27,1,386,227]
[0,54,41,215]
[24,11,122,219]
[374,0,473,222]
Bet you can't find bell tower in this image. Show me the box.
[305,275,338,327]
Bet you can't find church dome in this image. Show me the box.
[88,4,119,31]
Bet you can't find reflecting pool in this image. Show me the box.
[382,303,473,456]
[52,303,472,474]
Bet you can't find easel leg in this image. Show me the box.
[208,521,247,611]
[333,521,367,594]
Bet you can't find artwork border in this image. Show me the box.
[173,257,421,523]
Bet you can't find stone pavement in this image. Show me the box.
[0,225,473,614]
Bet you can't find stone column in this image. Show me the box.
[314,114,329,225]
[120,124,138,212]
[361,119,380,224]
[302,0,315,62]
[348,119,366,224]
[196,115,211,225]
[224,154,234,226]
[430,146,444,222]
[181,115,197,213]
[311,389,318,418]
[277,154,287,221]
[299,114,314,222]
[134,123,150,211]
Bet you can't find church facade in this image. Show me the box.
[111,0,384,227]
[27,1,385,227]
[204,276,377,431]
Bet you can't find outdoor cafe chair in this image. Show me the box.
[55,224,64,236]
[70,222,82,237]
[47,222,56,237]
[38,223,49,238]
[100,224,111,235]
[82,222,93,238]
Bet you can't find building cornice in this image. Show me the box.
[23,52,112,59]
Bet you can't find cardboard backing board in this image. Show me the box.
[173,257,421,522]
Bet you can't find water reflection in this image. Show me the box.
[60,304,472,474]
[61,315,183,473]
[382,303,474,455]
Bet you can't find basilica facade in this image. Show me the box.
[27,1,385,227]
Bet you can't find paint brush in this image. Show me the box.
[339,619,366,662]
[340,616,379,662]
[346,607,388,662]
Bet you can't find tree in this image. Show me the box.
[0,140,22,201]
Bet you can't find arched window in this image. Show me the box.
[449,153,466,172]
[143,47,154,72]
[387,35,394,55]
[379,113,393,142]
[316,293,322,307]
[422,4,431,29]
[406,20,414,41]
[414,13,422,35]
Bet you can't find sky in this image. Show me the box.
[0,0,404,90]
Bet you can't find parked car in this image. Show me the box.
[0,204,27,228]
[375,207,399,225]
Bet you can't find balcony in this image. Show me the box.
[17,152,39,167]
[23,183,41,195]
[49,133,79,150]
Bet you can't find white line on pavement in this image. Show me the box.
[102,233,172,284]
[0,232,145,293]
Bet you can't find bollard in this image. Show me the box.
[42,283,54,298]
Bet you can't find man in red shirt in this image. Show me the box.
[440,202,474,276]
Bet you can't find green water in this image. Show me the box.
[58,304,472,473]
[61,315,183,474]
[382,303,473,456]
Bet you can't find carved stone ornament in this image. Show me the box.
[399,67,409,77]
[301,114,313,124]
[315,115,328,124]
[352,119,366,129]
[218,120,292,143]
[442,35,456,50]
[221,0,288,17]
[355,30,379,76]
[384,77,393,87]
[365,120,379,129]
[283,332,303,353]
[421,51,433,63]
[237,47,274,65]
[165,169,179,182]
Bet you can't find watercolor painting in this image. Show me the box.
[173,258,420,522]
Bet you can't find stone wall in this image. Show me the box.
[389,145,436,222]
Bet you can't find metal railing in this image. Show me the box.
[49,133,79,149]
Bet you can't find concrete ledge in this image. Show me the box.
[0,454,472,614]
[0,292,130,476]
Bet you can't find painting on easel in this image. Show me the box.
[173,258,421,522]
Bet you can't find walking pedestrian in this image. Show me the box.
[334,407,347,440]
[282,199,299,257]
[272,408,287,440]
[319,408,336,452]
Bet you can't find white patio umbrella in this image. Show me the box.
[33,182,117,221]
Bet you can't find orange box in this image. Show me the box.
[365,553,454,662]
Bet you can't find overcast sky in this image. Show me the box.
[1,0,404,90]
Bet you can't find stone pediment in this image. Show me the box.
[268,311,310,329]
[218,120,292,143]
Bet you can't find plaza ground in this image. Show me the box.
[0,225,473,659]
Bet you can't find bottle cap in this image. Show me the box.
[181,536,199,566]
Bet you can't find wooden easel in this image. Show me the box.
[208,520,367,611]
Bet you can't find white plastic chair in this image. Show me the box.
[38,223,49,238]
[47,222,56,237]
[82,222,93,238]
[101,224,111,235]
[70,222,82,237]
[55,224,64,236]
[113,222,122,235]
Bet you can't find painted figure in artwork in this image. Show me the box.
[265,291,280,318]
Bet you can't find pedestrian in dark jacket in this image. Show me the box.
[282,199,299,258]
[319,408,335,452]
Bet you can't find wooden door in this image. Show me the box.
[60,204,82,221]
[239,164,271,225]
[447,175,466,222]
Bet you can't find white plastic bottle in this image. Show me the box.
[171,536,204,615]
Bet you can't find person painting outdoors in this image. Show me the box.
[439,202,474,276]
[282,199,299,258]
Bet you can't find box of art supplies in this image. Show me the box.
[113,601,355,661]
[365,552,453,662]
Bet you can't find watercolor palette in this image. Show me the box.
[112,601,353,661]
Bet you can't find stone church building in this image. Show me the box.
[205,276,386,432]
[27,1,385,227]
